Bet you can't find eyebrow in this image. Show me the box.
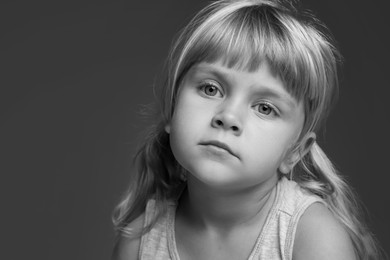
[191,63,298,109]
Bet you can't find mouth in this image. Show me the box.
[199,140,238,158]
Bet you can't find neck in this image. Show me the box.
[178,175,279,232]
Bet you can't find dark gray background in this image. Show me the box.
[1,0,389,259]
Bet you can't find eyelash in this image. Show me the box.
[199,81,223,97]
[254,102,279,117]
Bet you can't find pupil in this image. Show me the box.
[206,86,215,95]
[260,105,270,114]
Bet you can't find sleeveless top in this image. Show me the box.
[139,177,324,260]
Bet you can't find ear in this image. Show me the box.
[164,123,171,134]
[279,132,316,174]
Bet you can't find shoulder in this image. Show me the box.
[111,213,145,260]
[293,202,356,260]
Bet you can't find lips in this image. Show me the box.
[199,140,238,158]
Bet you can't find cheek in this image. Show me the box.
[243,124,297,166]
[245,138,284,168]
[168,106,198,165]
[170,92,212,135]
[169,119,189,171]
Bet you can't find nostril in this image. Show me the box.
[231,126,239,132]
[216,119,223,126]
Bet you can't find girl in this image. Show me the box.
[113,0,384,259]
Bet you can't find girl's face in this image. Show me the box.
[166,60,306,191]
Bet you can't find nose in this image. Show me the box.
[211,109,243,135]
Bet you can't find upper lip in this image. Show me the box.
[199,140,238,158]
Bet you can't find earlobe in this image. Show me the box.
[278,163,291,174]
[279,132,316,174]
[165,124,171,134]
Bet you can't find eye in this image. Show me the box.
[255,102,278,116]
[200,82,223,97]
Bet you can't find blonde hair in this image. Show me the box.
[113,0,383,258]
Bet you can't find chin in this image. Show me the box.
[186,166,243,189]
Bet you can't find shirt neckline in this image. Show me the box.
[167,178,286,260]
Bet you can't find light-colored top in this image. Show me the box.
[139,177,324,260]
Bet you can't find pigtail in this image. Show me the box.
[112,123,183,237]
[295,141,383,259]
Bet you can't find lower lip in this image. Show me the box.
[201,144,235,158]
